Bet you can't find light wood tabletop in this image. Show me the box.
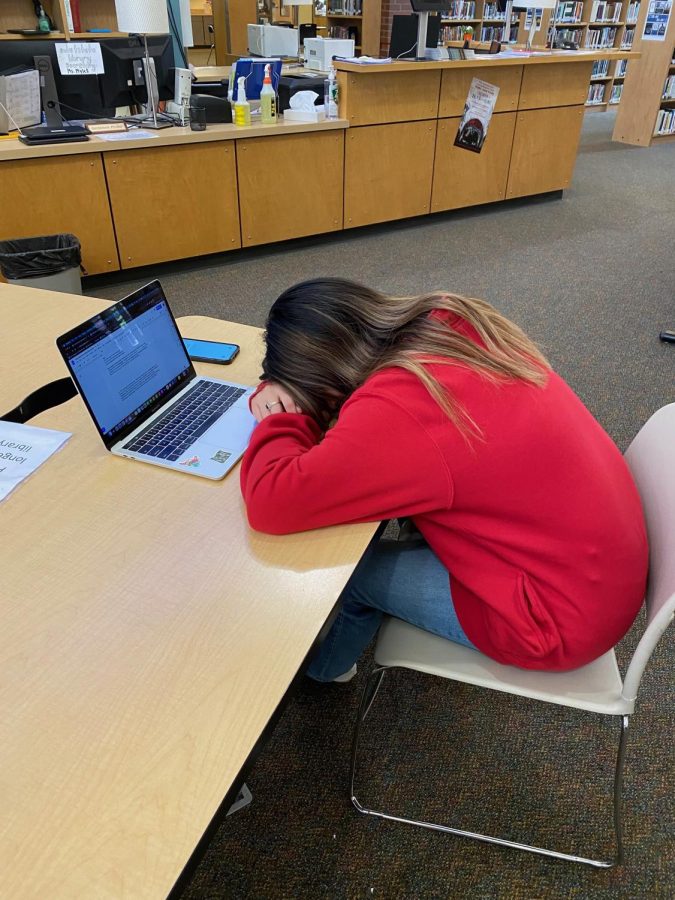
[0,284,377,899]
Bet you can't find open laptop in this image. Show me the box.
[57,280,256,480]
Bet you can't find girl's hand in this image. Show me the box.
[251,382,303,422]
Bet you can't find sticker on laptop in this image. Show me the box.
[211,450,232,464]
[179,455,201,468]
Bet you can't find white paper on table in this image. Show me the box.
[0,422,71,503]
[55,42,105,76]
[95,130,160,141]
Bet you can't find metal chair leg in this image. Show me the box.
[350,666,629,868]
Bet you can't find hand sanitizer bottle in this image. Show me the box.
[234,76,251,127]
[324,66,339,119]
[260,64,277,125]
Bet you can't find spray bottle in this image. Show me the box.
[324,65,339,119]
[260,64,277,125]
[234,76,251,127]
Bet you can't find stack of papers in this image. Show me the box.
[334,56,392,65]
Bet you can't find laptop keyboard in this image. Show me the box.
[122,381,245,462]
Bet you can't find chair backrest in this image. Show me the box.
[621,403,675,702]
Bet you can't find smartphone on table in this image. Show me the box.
[183,338,240,364]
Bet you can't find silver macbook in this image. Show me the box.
[57,280,256,480]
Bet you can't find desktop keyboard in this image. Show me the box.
[122,381,245,461]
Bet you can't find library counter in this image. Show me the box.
[335,50,638,227]
[0,51,638,274]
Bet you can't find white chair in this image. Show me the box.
[350,403,675,868]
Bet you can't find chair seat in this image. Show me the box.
[375,617,631,715]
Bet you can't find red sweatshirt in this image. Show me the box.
[240,329,647,671]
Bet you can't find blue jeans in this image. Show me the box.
[307,537,476,682]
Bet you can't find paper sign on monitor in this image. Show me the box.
[55,42,104,76]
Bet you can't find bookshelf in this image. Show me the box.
[613,0,675,144]
[547,1,640,109]
[439,2,522,46]
[325,1,382,56]
[0,1,137,41]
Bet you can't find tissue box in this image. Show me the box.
[283,108,326,123]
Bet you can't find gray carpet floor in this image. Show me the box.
[86,110,674,899]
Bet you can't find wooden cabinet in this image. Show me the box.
[507,105,585,199]
[338,69,441,126]
[104,143,241,268]
[0,154,119,275]
[518,61,594,110]
[431,113,516,212]
[439,66,522,117]
[237,130,344,247]
[344,120,437,228]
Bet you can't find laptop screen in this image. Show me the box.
[58,281,194,446]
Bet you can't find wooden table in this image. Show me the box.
[0,283,377,899]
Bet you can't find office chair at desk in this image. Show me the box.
[1,377,77,425]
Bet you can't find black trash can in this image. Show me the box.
[0,234,82,294]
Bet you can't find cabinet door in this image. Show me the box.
[0,154,119,275]
[104,143,241,268]
[431,113,516,213]
[507,106,585,199]
[237,130,344,247]
[344,121,437,228]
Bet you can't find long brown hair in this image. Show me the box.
[262,278,550,434]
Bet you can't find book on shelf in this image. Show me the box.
[621,28,635,48]
[615,58,629,76]
[555,2,584,23]
[590,1,622,22]
[441,25,469,41]
[610,83,623,102]
[551,27,582,47]
[480,24,519,42]
[592,58,610,76]
[663,75,675,100]
[655,107,675,135]
[587,82,607,103]
[443,1,476,18]
[585,26,617,47]
[63,0,82,33]
[626,1,641,23]
[328,1,363,14]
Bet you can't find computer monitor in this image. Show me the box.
[390,14,441,59]
[99,36,175,110]
[0,40,103,118]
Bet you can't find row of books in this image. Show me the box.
[482,3,517,20]
[442,2,477,19]
[440,25,469,41]
[585,26,617,46]
[589,1,622,22]
[328,25,358,39]
[610,83,623,102]
[551,27,582,47]
[555,2,584,23]
[592,58,610,76]
[587,83,606,103]
[621,28,636,47]
[327,1,362,14]
[626,1,641,23]
[480,24,519,41]
[616,58,629,76]
[654,108,675,135]
[663,75,675,100]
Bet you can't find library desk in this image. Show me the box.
[0,282,377,900]
[0,119,348,274]
[335,51,638,228]
[0,52,638,275]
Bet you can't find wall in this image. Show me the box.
[380,0,411,54]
